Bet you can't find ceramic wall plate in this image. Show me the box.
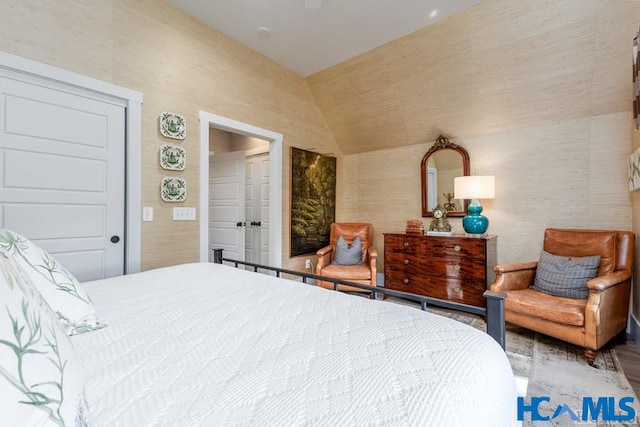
[159,112,186,140]
[161,177,187,202]
[160,144,186,170]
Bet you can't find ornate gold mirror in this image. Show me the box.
[421,135,470,217]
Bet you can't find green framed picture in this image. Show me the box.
[290,147,336,257]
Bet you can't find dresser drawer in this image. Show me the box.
[386,252,485,280]
[385,234,485,262]
[385,271,485,306]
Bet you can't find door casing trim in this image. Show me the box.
[199,111,283,267]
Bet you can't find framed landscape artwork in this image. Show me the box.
[290,147,336,257]
[629,147,640,191]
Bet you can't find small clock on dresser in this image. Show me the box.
[427,204,453,235]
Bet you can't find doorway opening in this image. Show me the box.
[198,111,283,267]
[208,130,269,265]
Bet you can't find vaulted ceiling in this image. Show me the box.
[165,0,487,77]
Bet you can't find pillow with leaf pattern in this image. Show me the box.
[0,229,106,335]
[0,248,89,426]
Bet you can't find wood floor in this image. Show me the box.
[615,337,640,397]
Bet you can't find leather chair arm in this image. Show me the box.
[493,261,538,274]
[367,247,378,263]
[316,245,333,272]
[490,261,538,292]
[585,272,632,345]
[366,247,378,286]
[586,271,632,292]
[317,245,332,257]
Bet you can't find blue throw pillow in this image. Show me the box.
[332,236,363,266]
[531,250,601,299]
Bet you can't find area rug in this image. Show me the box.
[385,297,640,426]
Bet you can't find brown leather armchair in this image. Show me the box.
[490,228,634,365]
[316,223,377,293]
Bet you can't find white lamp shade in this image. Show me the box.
[454,176,495,199]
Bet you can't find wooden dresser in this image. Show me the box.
[383,233,497,307]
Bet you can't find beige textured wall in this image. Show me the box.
[309,0,640,288]
[230,134,270,152]
[0,0,341,271]
[209,128,232,154]
[209,129,269,154]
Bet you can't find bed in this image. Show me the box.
[0,229,518,426]
[70,262,518,426]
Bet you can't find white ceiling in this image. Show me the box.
[165,0,487,77]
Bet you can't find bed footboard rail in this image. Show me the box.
[212,248,506,350]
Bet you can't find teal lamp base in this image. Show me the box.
[462,199,489,234]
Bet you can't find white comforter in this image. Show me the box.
[71,262,517,426]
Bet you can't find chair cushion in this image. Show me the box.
[332,236,362,265]
[531,250,600,299]
[319,264,372,281]
[505,288,587,326]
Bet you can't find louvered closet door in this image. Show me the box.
[0,69,126,282]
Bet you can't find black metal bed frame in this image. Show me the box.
[212,248,507,350]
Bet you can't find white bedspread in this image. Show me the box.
[71,262,517,426]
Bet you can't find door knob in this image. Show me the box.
[110,235,120,243]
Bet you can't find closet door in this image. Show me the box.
[245,152,269,265]
[209,151,246,261]
[0,69,126,281]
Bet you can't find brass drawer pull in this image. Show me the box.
[403,259,410,265]
[453,265,460,271]
[454,287,461,293]
[454,245,461,252]
[403,241,409,248]
[403,278,410,284]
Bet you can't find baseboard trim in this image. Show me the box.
[630,313,640,342]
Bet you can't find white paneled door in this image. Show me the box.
[209,151,246,261]
[0,69,126,282]
[245,152,270,265]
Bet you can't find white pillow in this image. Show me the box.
[0,229,106,335]
[0,249,89,426]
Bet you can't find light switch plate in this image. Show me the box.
[143,207,154,222]
[173,207,196,221]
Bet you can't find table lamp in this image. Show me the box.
[454,175,495,235]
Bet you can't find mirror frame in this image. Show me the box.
[421,135,470,217]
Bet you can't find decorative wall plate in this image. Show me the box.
[161,177,187,202]
[160,144,186,170]
[159,112,186,140]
